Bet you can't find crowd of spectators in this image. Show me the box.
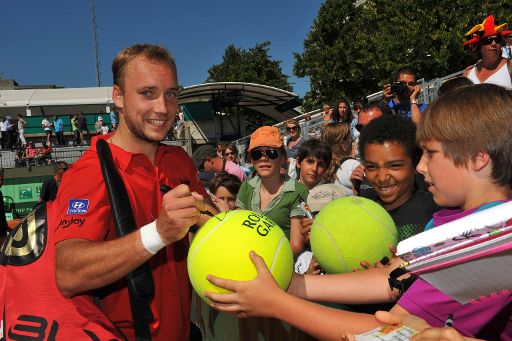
[195,84,512,340]
[14,139,54,168]
[189,15,512,340]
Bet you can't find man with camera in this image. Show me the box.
[382,67,427,125]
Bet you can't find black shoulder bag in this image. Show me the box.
[97,139,155,341]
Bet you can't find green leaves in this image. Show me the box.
[207,41,292,92]
[294,0,512,108]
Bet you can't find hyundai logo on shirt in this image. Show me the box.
[67,199,90,215]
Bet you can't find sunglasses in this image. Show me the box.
[59,167,68,171]
[250,149,280,161]
[286,126,298,131]
[481,36,503,45]
[224,151,235,156]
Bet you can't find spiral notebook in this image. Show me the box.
[407,232,512,304]
[396,204,512,304]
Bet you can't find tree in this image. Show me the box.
[294,0,512,108]
[207,41,292,91]
[207,42,293,129]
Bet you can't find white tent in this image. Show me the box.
[0,87,113,116]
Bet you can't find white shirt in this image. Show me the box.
[18,118,25,131]
[466,62,512,89]
[42,118,51,131]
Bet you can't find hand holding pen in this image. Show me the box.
[156,184,206,245]
[161,184,215,217]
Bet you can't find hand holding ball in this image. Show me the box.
[311,197,397,273]
[187,210,293,303]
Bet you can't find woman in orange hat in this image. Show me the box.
[463,15,512,89]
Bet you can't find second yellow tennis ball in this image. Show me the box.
[311,196,397,273]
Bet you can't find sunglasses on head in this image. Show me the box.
[481,36,503,45]
[250,148,280,161]
[286,126,298,132]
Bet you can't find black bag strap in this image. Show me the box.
[96,139,154,341]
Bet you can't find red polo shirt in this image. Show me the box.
[52,134,206,341]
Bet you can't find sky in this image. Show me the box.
[1,0,324,97]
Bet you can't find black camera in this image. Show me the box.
[390,81,410,98]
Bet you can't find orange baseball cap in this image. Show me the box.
[248,126,283,151]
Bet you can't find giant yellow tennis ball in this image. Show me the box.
[188,210,293,303]
[311,196,397,273]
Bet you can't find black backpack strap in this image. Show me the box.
[96,139,154,341]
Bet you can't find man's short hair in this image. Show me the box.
[395,66,416,81]
[359,115,420,165]
[112,44,177,89]
[417,84,512,187]
[361,100,392,116]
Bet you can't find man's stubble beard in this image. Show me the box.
[123,113,173,145]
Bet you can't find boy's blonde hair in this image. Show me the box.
[417,84,512,187]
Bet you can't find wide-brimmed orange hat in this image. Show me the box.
[247,126,283,151]
[464,15,512,46]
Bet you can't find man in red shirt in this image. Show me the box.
[52,44,216,340]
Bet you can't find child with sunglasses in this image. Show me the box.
[237,126,308,257]
[206,84,512,340]
[235,126,310,341]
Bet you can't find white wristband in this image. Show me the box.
[140,220,166,254]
